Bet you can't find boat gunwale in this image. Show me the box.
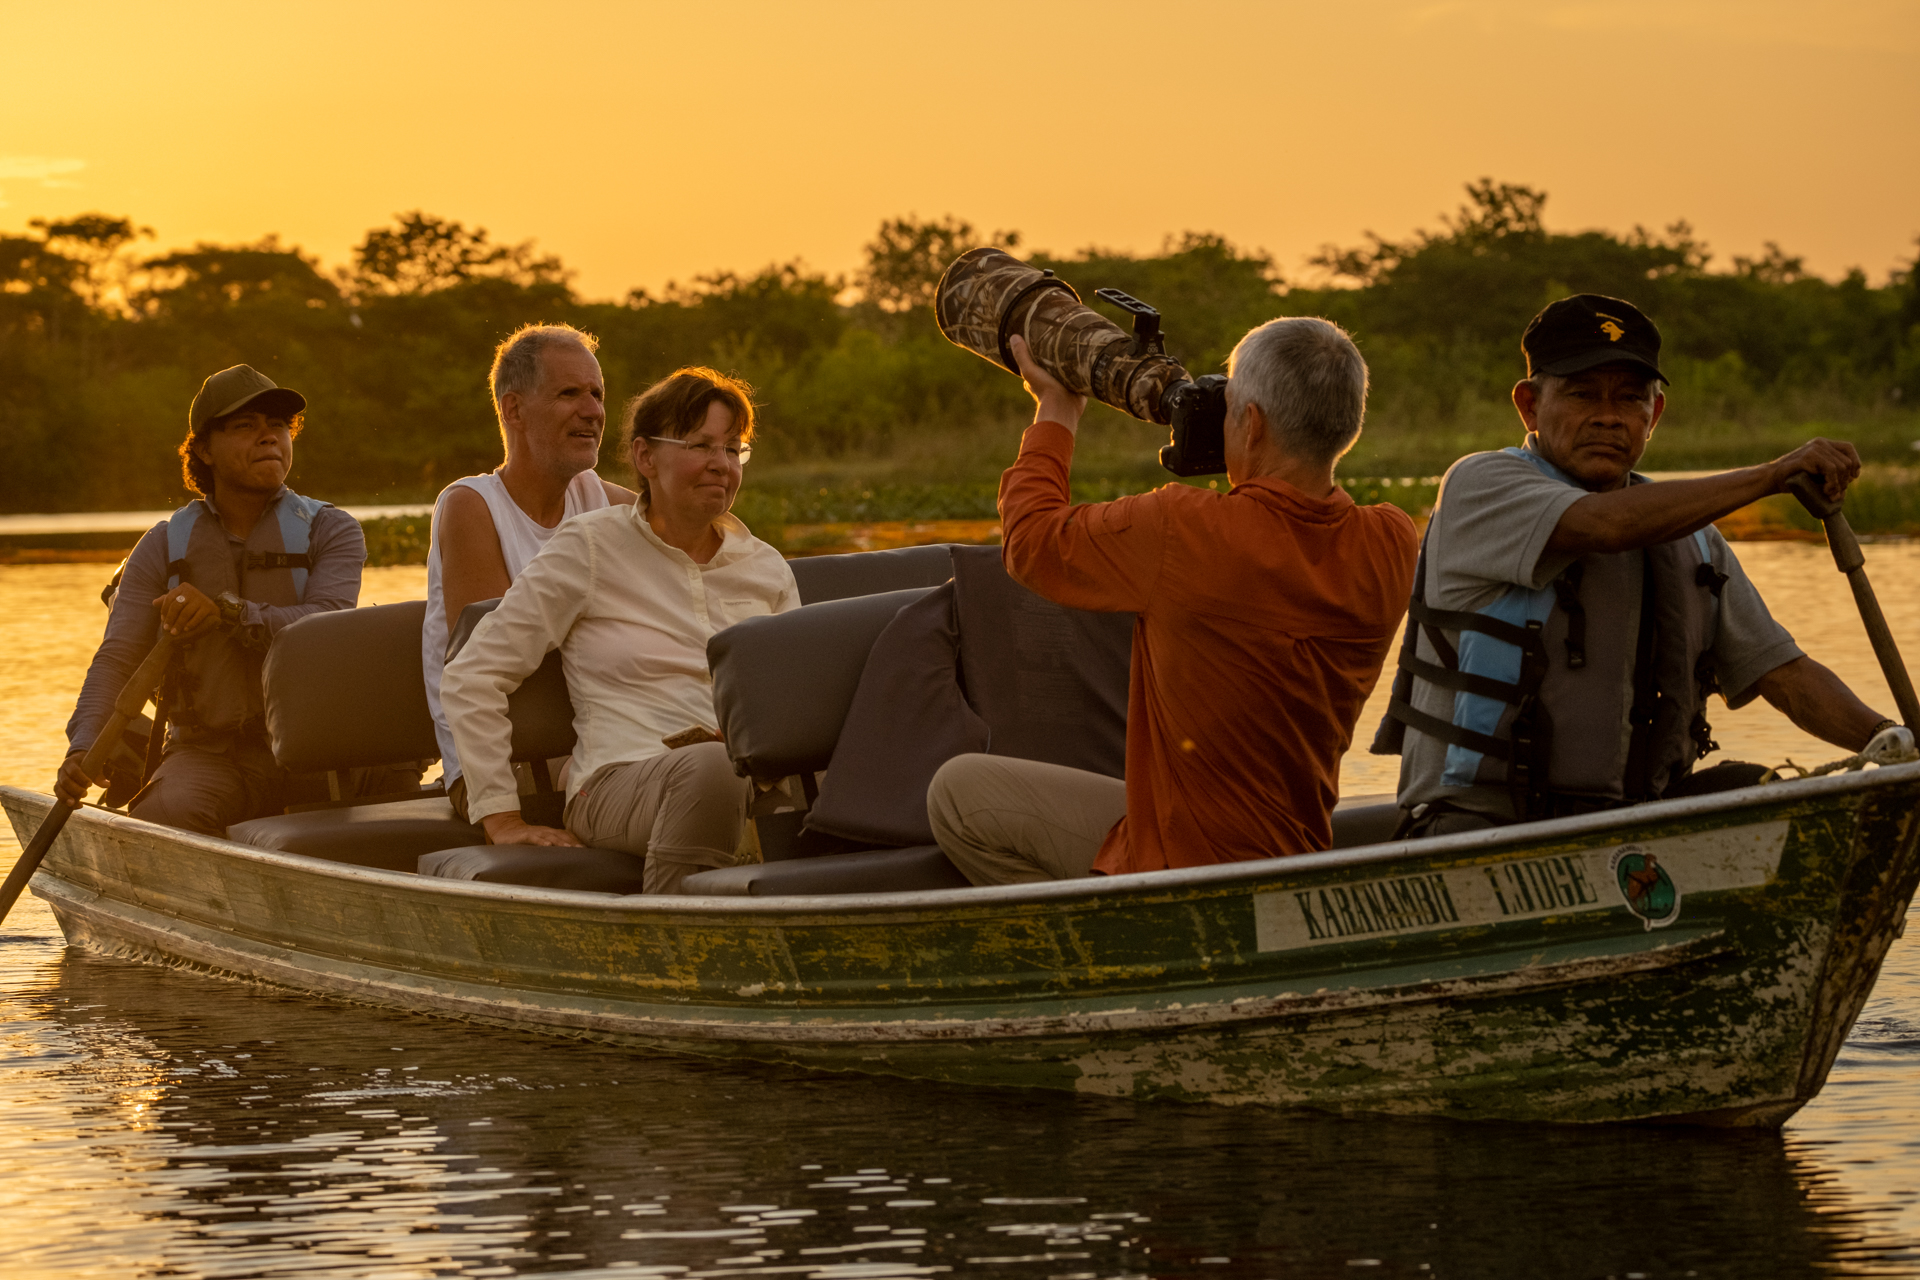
[4,761,1911,920]
[34,872,1743,1043]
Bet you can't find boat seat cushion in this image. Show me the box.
[805,584,989,847]
[681,845,969,897]
[788,544,956,605]
[264,601,441,773]
[418,844,648,894]
[709,587,936,781]
[1330,802,1401,849]
[446,598,577,761]
[950,545,1132,778]
[228,796,483,872]
[800,549,1130,848]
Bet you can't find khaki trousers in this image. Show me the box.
[927,753,1127,886]
[130,734,281,837]
[565,742,749,894]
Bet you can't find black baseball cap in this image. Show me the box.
[1522,294,1667,383]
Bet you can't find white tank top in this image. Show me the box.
[423,469,611,782]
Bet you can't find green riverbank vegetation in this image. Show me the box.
[6,180,1919,531]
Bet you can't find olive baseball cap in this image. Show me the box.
[1522,294,1667,383]
[187,364,307,432]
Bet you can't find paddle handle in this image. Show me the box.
[1848,572,1920,732]
[0,633,173,926]
[1784,474,1920,731]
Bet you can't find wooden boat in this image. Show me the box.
[10,543,1919,1126]
[9,761,1917,1127]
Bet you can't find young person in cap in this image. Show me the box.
[927,321,1419,884]
[422,323,634,819]
[55,364,367,834]
[1373,294,1914,836]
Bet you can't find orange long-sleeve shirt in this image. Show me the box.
[1000,423,1418,874]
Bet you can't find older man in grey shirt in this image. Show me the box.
[1375,295,1911,834]
[57,365,365,834]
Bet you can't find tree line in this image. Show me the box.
[3,180,1917,513]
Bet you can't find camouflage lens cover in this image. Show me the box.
[935,247,1191,425]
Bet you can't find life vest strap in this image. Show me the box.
[1401,653,1528,704]
[1552,562,1587,669]
[164,504,203,593]
[1386,696,1514,761]
[1406,597,1542,651]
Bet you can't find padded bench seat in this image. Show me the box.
[418,844,649,894]
[228,797,482,872]
[1329,801,1401,849]
[682,845,969,897]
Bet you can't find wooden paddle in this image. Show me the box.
[0,632,174,927]
[1785,473,1920,730]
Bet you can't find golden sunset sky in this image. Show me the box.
[3,0,1915,298]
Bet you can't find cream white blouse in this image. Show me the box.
[441,501,800,825]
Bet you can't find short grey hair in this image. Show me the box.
[489,323,600,417]
[1226,317,1368,465]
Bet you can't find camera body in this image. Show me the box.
[1158,375,1229,477]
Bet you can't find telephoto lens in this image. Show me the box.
[933,247,1228,475]
[933,248,1191,424]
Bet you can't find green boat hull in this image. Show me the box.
[7,764,1918,1126]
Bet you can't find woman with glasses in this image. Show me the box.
[439,366,798,893]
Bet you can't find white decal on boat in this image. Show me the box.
[1253,820,1788,951]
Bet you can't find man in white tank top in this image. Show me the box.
[424,324,635,810]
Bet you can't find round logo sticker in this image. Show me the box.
[1611,845,1679,930]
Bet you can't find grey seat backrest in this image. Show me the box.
[708,586,935,781]
[788,544,955,606]
[802,583,986,848]
[950,545,1132,778]
[265,601,440,772]
[447,598,577,762]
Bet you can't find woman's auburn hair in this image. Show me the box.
[622,367,756,500]
[177,410,305,499]
[623,366,755,448]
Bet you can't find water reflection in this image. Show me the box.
[0,884,1913,1278]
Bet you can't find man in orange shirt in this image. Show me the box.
[926,320,1419,883]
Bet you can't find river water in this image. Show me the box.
[5,548,1920,1279]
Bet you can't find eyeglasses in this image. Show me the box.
[646,436,751,465]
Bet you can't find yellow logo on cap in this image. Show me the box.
[1597,314,1626,342]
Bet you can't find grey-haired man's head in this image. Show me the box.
[488,323,605,477]
[1226,317,1369,467]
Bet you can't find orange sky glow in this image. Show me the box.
[3,0,1916,299]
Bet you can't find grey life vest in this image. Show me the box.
[1371,449,1727,819]
[160,489,327,741]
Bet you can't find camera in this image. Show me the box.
[1158,374,1228,477]
[934,249,1228,476]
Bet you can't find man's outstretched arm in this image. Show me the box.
[1752,656,1888,752]
[1547,438,1862,556]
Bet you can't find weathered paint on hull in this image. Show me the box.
[6,764,1917,1126]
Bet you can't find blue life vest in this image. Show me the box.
[160,488,331,739]
[1373,448,1725,818]
[166,489,326,602]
